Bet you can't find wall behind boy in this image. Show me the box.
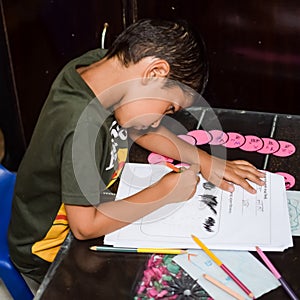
[0,0,123,170]
[134,0,300,115]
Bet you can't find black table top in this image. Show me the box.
[35,235,300,300]
[35,108,300,300]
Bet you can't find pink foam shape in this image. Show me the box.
[147,152,174,164]
[208,130,229,145]
[187,130,212,145]
[222,132,246,148]
[239,135,264,152]
[275,172,295,190]
[273,141,296,157]
[257,138,281,154]
[177,134,197,145]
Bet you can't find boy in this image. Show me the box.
[8,19,264,284]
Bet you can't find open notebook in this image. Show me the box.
[104,163,293,251]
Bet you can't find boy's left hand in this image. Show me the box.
[197,150,265,194]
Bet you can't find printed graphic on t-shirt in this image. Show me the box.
[106,120,128,187]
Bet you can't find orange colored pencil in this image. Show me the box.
[165,162,182,173]
[203,274,245,300]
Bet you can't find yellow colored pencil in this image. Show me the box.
[89,245,187,255]
[191,234,222,265]
[203,274,245,300]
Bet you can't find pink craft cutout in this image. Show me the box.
[222,132,246,148]
[177,134,197,145]
[147,153,174,164]
[257,138,280,154]
[275,172,295,190]
[273,141,296,157]
[208,130,229,145]
[187,130,212,145]
[239,135,264,152]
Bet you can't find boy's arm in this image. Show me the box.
[65,167,198,239]
[129,125,265,194]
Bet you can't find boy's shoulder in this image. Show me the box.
[51,48,107,90]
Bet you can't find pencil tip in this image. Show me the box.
[188,253,196,261]
[89,246,96,251]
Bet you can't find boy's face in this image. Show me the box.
[114,81,193,130]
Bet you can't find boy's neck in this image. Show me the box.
[77,57,123,108]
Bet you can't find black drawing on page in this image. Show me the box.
[199,194,218,214]
[203,216,215,232]
[203,181,216,191]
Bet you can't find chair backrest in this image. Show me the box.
[0,164,16,253]
[0,164,34,299]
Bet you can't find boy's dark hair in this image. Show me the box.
[105,19,208,95]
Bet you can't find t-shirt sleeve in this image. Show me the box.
[61,123,104,206]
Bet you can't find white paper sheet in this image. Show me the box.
[104,163,293,251]
[173,250,280,300]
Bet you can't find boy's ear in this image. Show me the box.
[143,59,170,83]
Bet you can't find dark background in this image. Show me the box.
[1,0,300,170]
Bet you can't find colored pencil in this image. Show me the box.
[191,234,255,299]
[203,273,245,300]
[255,246,299,300]
[165,162,182,173]
[89,245,187,255]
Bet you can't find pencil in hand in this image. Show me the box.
[165,162,183,173]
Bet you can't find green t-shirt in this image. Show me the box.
[8,49,128,282]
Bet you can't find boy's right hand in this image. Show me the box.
[159,168,199,204]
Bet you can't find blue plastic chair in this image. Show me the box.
[0,164,34,300]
